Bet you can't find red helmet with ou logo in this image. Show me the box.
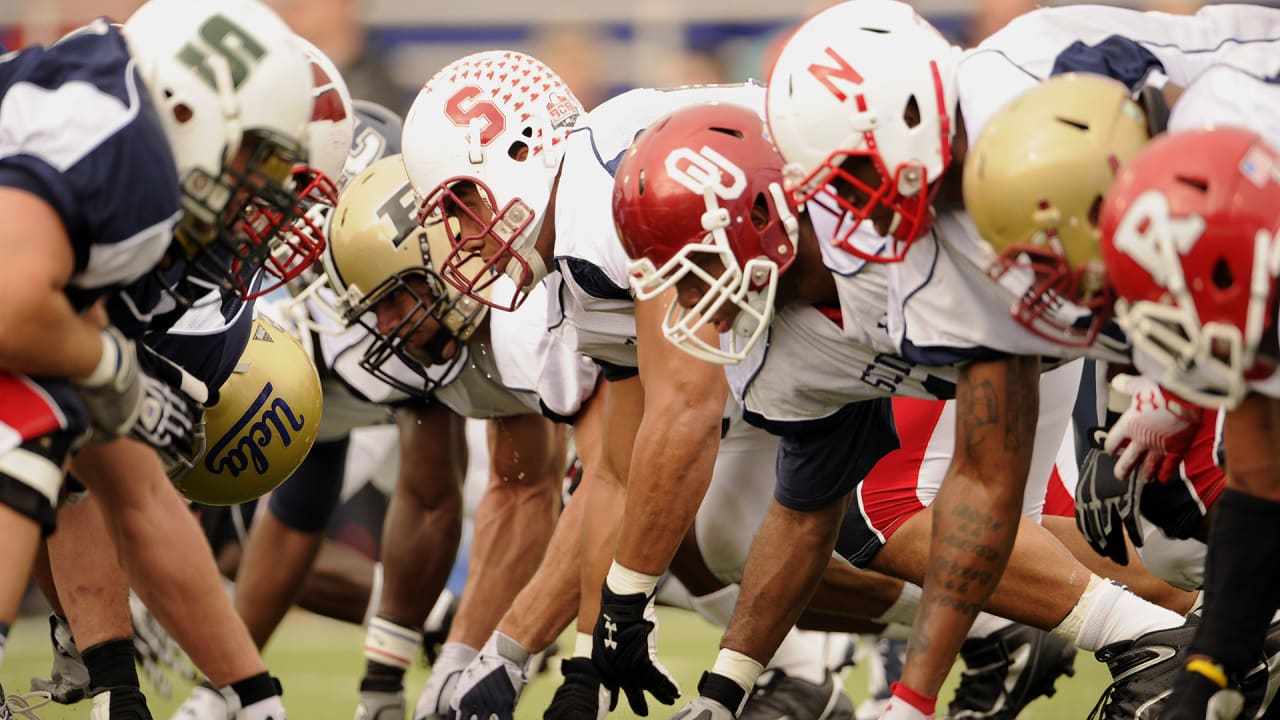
[1101,126,1280,409]
[614,102,800,364]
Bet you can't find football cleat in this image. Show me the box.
[739,669,854,720]
[1089,616,1199,719]
[945,623,1077,719]
[354,689,404,720]
[542,658,609,720]
[857,637,906,720]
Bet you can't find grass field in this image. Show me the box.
[0,608,1113,719]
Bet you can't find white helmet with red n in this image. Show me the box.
[401,50,584,311]
[766,0,961,262]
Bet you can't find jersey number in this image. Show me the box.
[444,86,506,146]
[177,15,267,91]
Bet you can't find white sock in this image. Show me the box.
[573,632,593,659]
[689,585,740,628]
[873,583,923,627]
[766,627,829,686]
[364,617,422,671]
[966,612,1015,640]
[1060,576,1183,651]
[711,648,764,694]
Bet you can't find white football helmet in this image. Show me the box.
[123,0,315,298]
[402,50,584,311]
[766,0,961,261]
[296,36,355,183]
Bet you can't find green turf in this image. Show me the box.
[1,609,1112,718]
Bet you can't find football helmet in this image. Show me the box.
[964,73,1150,347]
[324,155,490,395]
[174,317,322,505]
[616,102,800,364]
[1101,127,1280,409]
[123,0,314,298]
[343,100,404,189]
[244,36,355,299]
[402,50,584,310]
[766,0,961,261]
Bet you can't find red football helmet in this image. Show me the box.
[615,102,800,364]
[1101,126,1280,409]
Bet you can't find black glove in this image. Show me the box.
[591,582,680,716]
[1075,431,1144,566]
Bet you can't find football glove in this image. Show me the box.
[448,633,528,720]
[669,673,746,720]
[77,327,147,440]
[133,345,210,479]
[542,657,609,720]
[1103,374,1201,484]
[1076,433,1144,566]
[592,583,681,716]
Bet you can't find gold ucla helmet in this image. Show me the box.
[323,154,489,395]
[175,317,322,505]
[964,73,1150,347]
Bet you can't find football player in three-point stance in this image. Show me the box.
[0,0,321,716]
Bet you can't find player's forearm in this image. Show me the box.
[614,404,724,576]
[0,284,103,378]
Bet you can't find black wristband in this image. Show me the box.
[697,671,747,715]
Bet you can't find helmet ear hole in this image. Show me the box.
[1212,257,1234,290]
[751,192,770,229]
[173,102,194,124]
[903,95,920,129]
[1088,195,1103,229]
[508,141,529,161]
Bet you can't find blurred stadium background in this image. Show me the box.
[0,0,1264,716]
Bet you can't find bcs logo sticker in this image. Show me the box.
[547,90,580,130]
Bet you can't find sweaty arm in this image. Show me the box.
[900,355,1040,698]
[0,188,104,378]
[612,291,730,576]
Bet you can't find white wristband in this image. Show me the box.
[79,329,120,388]
[606,561,659,596]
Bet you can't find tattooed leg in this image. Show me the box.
[899,356,1040,698]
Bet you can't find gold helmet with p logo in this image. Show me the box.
[175,317,322,505]
[323,154,489,396]
[964,73,1150,347]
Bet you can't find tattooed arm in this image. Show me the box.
[899,355,1041,698]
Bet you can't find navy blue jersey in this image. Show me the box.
[0,20,180,311]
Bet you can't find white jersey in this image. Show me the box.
[725,303,958,427]
[884,5,1280,364]
[960,4,1280,142]
[550,83,767,370]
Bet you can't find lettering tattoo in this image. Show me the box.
[957,377,998,456]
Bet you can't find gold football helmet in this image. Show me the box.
[175,317,322,505]
[964,73,1150,346]
[323,154,489,395]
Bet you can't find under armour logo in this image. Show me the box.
[1134,390,1160,413]
[604,618,619,650]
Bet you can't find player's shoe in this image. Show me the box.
[856,637,906,720]
[945,623,1077,719]
[738,669,854,720]
[1089,617,1199,719]
[0,683,51,720]
[171,683,230,720]
[354,688,404,720]
[542,658,609,720]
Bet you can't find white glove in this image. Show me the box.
[76,327,146,440]
[1104,374,1203,484]
[448,633,529,720]
[30,614,89,704]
